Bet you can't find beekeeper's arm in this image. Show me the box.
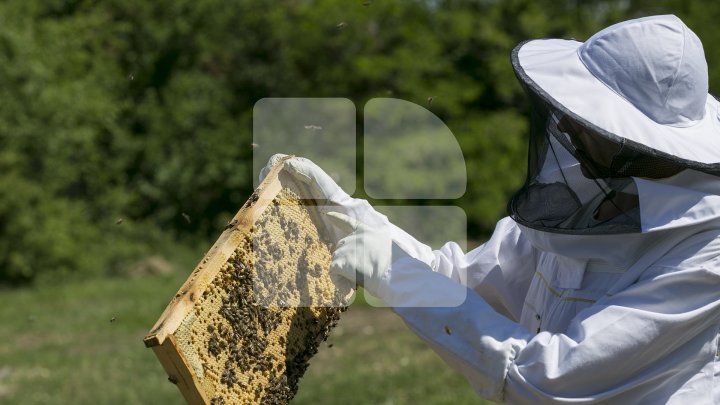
[431,218,537,321]
[260,155,536,320]
[328,212,720,403]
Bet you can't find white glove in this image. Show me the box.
[258,153,346,201]
[327,211,413,297]
[259,154,437,270]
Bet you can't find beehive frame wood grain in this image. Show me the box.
[144,156,352,404]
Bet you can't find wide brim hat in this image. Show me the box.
[511,14,720,176]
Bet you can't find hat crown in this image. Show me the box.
[578,15,708,126]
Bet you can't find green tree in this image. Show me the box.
[1,0,716,283]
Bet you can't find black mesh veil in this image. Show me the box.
[508,40,720,235]
[508,85,687,235]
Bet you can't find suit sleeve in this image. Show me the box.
[432,217,538,321]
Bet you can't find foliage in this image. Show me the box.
[0,0,717,283]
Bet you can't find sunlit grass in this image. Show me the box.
[0,275,491,404]
[0,272,185,404]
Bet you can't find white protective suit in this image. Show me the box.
[321,15,720,402]
[329,168,720,404]
[267,15,720,404]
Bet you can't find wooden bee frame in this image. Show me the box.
[144,157,352,404]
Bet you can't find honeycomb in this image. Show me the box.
[146,181,353,404]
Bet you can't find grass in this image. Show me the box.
[0,272,493,404]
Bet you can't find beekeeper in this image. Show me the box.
[261,15,720,404]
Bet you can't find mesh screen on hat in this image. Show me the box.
[508,87,685,234]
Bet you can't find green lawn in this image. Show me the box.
[0,272,493,404]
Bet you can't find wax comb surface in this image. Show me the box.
[144,159,353,404]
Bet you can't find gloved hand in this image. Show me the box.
[327,211,412,297]
[258,153,346,201]
[259,154,437,272]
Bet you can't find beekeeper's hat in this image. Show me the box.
[513,14,720,173]
[508,15,720,235]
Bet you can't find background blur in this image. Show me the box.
[0,0,718,403]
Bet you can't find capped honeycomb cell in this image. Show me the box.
[144,158,353,404]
